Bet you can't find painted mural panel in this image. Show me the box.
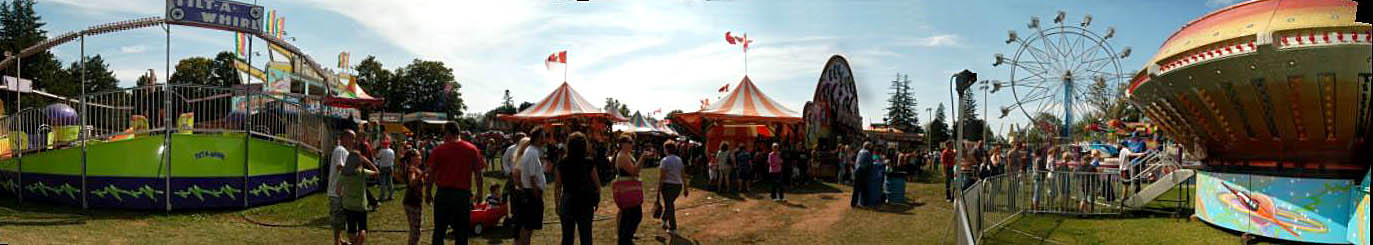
[1196,171,1355,244]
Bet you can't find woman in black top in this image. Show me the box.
[555,132,601,245]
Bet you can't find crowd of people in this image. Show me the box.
[327,121,702,245]
[925,133,1159,212]
[324,118,1160,244]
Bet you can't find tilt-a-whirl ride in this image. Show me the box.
[1126,0,1370,243]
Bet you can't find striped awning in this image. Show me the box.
[499,82,626,122]
[614,112,671,135]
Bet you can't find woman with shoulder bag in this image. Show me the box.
[612,134,650,245]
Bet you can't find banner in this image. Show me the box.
[264,61,292,94]
[2,76,33,93]
[166,0,264,34]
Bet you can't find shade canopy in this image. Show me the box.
[325,74,384,108]
[500,82,627,122]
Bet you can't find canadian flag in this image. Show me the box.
[545,50,567,70]
[725,32,752,52]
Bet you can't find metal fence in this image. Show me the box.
[0,84,328,209]
[1027,170,1127,215]
[954,170,1129,244]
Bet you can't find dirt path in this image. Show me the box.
[790,193,850,235]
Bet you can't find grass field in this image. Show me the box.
[0,165,1250,244]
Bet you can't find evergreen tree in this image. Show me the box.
[501,90,514,109]
[884,73,920,134]
[927,103,951,145]
[55,55,119,95]
[960,93,979,123]
[1,0,64,112]
[518,102,534,112]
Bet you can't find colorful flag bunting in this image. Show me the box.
[338,52,350,69]
[276,17,286,39]
[266,10,276,37]
[234,33,249,58]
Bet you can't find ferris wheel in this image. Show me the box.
[994,11,1134,139]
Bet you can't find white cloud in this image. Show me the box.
[1205,0,1240,8]
[297,0,731,114]
[119,45,147,54]
[913,34,963,47]
[46,0,161,16]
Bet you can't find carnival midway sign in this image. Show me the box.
[166,0,265,34]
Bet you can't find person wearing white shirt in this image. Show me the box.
[503,133,527,176]
[513,128,548,245]
[328,130,357,245]
[375,143,397,201]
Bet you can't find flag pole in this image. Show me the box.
[564,53,568,82]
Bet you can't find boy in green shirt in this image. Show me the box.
[339,151,378,244]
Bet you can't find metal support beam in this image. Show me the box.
[80,34,88,209]
[163,24,173,212]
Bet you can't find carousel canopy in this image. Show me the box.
[500,82,628,122]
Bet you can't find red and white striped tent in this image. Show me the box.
[499,82,627,122]
[675,76,801,125]
[672,76,802,151]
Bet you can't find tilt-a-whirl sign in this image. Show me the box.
[166,0,265,34]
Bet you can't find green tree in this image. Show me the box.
[960,93,979,123]
[49,55,118,96]
[393,59,463,116]
[354,56,396,111]
[884,73,920,134]
[518,102,534,112]
[168,57,213,85]
[501,89,514,109]
[604,98,620,114]
[603,98,630,117]
[167,52,239,87]
[209,51,240,87]
[1,0,65,112]
[927,103,951,145]
[483,90,519,125]
[135,71,156,86]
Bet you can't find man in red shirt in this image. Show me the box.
[941,142,957,202]
[424,122,484,245]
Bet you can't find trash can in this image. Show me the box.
[885,172,907,203]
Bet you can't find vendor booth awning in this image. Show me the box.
[325,74,384,108]
[499,82,627,122]
[382,123,411,135]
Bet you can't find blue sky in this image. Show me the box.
[34,0,1242,133]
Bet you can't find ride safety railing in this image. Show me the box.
[954,172,1032,244]
[0,84,329,209]
[954,170,1129,244]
